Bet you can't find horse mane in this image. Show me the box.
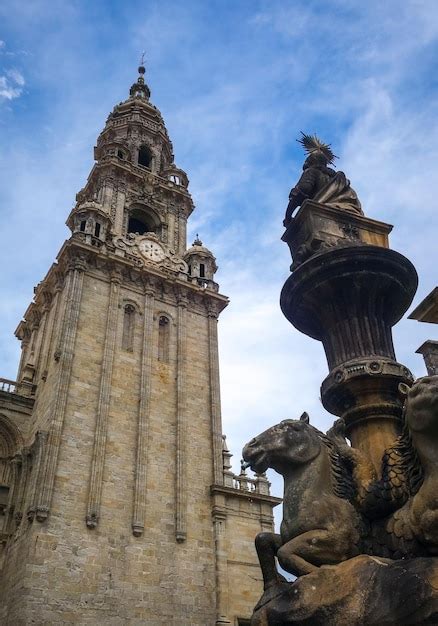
[311,426,357,502]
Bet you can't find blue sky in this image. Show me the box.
[1,0,437,498]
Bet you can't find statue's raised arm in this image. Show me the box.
[283,133,363,227]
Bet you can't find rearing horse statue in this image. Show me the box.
[242,412,363,596]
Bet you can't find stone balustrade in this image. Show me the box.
[0,378,17,393]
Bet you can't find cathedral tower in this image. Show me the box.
[0,66,280,625]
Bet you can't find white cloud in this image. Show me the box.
[0,68,25,101]
[7,68,24,85]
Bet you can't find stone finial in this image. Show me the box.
[222,435,235,488]
[416,340,438,376]
[255,471,271,496]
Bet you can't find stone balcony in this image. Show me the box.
[0,378,35,398]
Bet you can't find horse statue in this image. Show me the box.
[242,412,363,602]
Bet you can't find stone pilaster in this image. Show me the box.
[36,258,85,522]
[132,285,155,537]
[34,295,52,381]
[86,268,121,528]
[41,278,63,380]
[175,291,188,542]
[26,431,48,522]
[207,303,225,485]
[178,212,187,256]
[17,329,31,385]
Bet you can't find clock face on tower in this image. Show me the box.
[138,239,166,262]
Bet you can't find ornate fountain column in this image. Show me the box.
[279,134,417,473]
[281,201,417,472]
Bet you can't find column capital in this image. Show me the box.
[67,256,88,273]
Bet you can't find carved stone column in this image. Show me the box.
[34,293,52,381]
[36,257,86,522]
[14,448,29,527]
[132,284,155,537]
[41,277,63,380]
[17,327,31,387]
[212,505,231,625]
[86,268,121,528]
[177,210,187,256]
[207,302,225,485]
[175,290,188,542]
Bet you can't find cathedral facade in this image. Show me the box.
[0,67,280,625]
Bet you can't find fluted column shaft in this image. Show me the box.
[37,260,85,522]
[207,305,224,485]
[175,293,188,542]
[86,270,121,528]
[132,287,155,536]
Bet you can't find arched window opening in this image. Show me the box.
[80,220,86,232]
[169,174,180,185]
[158,316,170,363]
[117,149,124,159]
[199,263,205,278]
[138,145,152,168]
[188,265,192,276]
[94,222,101,238]
[122,305,135,352]
[127,207,160,236]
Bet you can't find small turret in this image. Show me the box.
[66,201,112,247]
[184,235,218,288]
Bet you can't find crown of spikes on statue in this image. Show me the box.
[297,132,338,165]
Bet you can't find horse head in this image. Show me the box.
[242,412,322,475]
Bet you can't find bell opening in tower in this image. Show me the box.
[138,144,152,168]
[127,206,160,236]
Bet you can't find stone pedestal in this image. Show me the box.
[416,340,438,376]
[280,202,418,472]
[281,200,392,271]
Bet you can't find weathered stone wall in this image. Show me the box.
[0,266,223,624]
[226,496,273,622]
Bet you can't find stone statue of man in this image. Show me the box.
[284,133,363,227]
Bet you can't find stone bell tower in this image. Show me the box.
[0,65,280,625]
